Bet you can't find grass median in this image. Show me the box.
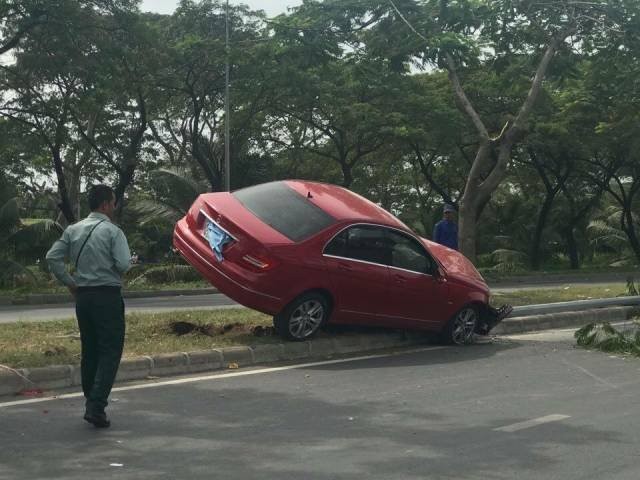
[0,309,274,369]
[491,283,629,306]
[0,282,633,370]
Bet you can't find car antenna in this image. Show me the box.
[307,191,313,199]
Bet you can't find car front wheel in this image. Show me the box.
[443,306,478,345]
[274,292,329,341]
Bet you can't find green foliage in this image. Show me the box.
[478,248,528,273]
[575,320,640,356]
[1,0,640,277]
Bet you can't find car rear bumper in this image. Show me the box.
[173,218,283,315]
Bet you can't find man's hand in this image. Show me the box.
[67,284,78,299]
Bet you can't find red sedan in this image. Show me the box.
[173,180,509,343]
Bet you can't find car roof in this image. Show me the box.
[284,180,409,230]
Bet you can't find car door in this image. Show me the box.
[323,225,391,324]
[383,229,450,329]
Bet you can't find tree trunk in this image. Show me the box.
[445,32,566,263]
[622,207,640,264]
[341,163,353,188]
[564,228,580,269]
[531,192,556,270]
[52,147,75,224]
[458,143,493,262]
[114,91,147,220]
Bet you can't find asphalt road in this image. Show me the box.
[0,293,241,323]
[1,327,639,479]
[0,281,626,324]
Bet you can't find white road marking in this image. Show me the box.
[494,414,571,433]
[0,346,445,409]
[560,358,618,389]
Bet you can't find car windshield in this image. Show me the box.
[233,182,336,242]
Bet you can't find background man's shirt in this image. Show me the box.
[433,219,458,250]
[46,212,131,287]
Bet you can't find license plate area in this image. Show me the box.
[199,210,236,262]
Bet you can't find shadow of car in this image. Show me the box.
[173,180,510,342]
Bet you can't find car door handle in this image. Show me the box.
[337,262,353,271]
[392,274,407,283]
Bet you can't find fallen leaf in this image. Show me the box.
[228,362,239,369]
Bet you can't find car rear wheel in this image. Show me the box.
[443,306,478,345]
[274,292,329,341]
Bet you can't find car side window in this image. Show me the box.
[385,229,436,275]
[324,226,390,265]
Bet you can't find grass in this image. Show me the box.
[480,265,638,282]
[0,309,274,369]
[491,283,630,307]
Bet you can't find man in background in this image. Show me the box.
[46,185,131,428]
[433,203,458,250]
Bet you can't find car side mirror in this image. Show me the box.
[434,266,446,282]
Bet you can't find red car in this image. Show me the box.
[173,180,509,343]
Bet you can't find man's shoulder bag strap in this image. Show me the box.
[74,219,107,270]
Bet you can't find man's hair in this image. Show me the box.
[88,184,115,211]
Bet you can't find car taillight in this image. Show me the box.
[241,253,276,271]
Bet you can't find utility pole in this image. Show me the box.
[224,0,231,191]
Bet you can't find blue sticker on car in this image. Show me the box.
[204,220,233,262]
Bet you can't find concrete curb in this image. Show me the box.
[1,306,637,398]
[0,288,219,306]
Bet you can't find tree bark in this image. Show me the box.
[52,146,75,224]
[531,192,556,270]
[115,90,148,220]
[564,227,580,269]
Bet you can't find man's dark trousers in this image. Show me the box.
[75,287,125,415]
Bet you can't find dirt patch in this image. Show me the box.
[169,321,275,338]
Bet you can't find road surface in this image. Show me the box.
[1,326,639,479]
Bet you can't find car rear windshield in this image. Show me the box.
[233,182,336,242]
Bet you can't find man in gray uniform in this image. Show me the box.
[46,185,131,428]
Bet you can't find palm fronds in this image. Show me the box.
[575,321,640,356]
[0,197,20,238]
[587,220,628,248]
[9,219,62,245]
[131,167,209,225]
[485,248,528,273]
[0,260,38,288]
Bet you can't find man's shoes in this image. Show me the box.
[83,412,111,428]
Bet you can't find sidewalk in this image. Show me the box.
[1,305,637,398]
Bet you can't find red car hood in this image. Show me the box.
[422,238,489,293]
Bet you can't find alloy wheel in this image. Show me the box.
[289,300,325,339]
[451,307,477,345]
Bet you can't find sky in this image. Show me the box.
[140,0,302,17]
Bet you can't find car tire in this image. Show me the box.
[442,305,478,345]
[274,292,330,341]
